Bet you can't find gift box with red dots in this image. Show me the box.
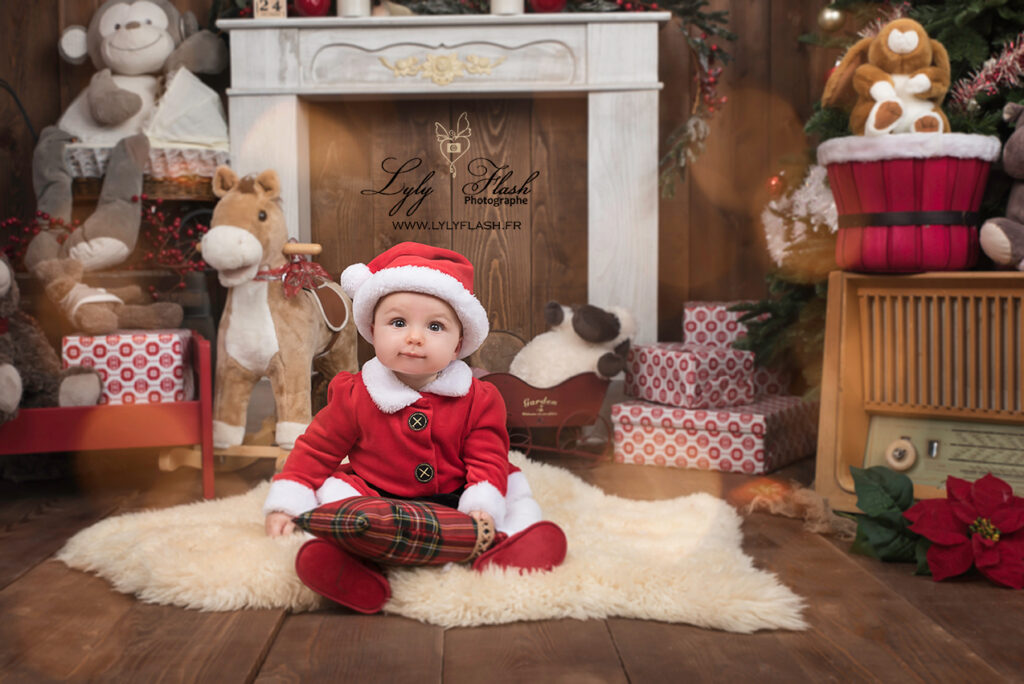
[61,330,195,405]
[611,396,818,474]
[624,342,755,409]
[682,302,791,396]
[682,301,756,348]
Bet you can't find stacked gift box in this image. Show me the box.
[62,329,195,405]
[615,302,817,474]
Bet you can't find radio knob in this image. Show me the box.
[885,438,917,471]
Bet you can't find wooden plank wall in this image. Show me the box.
[1,1,832,347]
[306,97,588,365]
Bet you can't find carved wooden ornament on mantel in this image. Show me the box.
[379,53,507,86]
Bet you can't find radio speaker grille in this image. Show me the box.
[858,288,1023,418]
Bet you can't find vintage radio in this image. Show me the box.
[815,271,1024,512]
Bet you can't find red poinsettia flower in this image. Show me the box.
[904,474,1024,589]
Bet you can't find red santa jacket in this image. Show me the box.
[263,357,512,526]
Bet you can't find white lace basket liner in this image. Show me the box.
[64,145,230,179]
[60,67,230,179]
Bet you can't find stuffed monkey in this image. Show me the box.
[24,0,227,334]
[822,18,951,136]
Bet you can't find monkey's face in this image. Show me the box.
[97,1,176,75]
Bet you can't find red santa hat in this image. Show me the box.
[340,242,489,358]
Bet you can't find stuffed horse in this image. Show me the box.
[201,166,357,450]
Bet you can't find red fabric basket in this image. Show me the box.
[818,134,1002,273]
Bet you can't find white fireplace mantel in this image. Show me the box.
[219,13,668,342]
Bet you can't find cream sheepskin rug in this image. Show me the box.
[57,454,806,633]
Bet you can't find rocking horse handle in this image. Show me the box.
[283,243,322,256]
[194,242,322,256]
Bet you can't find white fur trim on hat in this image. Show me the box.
[345,263,489,358]
[817,133,1002,166]
[340,263,372,299]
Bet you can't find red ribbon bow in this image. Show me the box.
[256,258,332,298]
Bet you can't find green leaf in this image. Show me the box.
[850,466,914,516]
[850,523,879,559]
[856,515,898,546]
[914,537,933,576]
[854,517,919,563]
[865,518,919,562]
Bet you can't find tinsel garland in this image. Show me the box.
[761,165,837,273]
[949,31,1024,114]
[856,1,910,39]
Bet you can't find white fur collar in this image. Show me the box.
[361,357,473,413]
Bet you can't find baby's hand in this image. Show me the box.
[469,510,494,532]
[265,511,296,537]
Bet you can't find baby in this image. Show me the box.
[264,242,566,612]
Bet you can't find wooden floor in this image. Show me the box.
[1,449,1022,684]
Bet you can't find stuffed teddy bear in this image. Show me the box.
[23,0,228,334]
[822,18,951,136]
[980,103,1024,270]
[508,301,635,388]
[0,254,102,425]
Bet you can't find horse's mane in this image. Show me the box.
[234,176,283,207]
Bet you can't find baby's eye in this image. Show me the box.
[428,322,444,332]
[390,318,406,328]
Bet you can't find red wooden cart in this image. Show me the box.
[0,333,216,498]
[481,372,612,460]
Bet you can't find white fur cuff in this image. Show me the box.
[501,496,542,536]
[458,481,507,529]
[262,479,319,518]
[506,470,534,503]
[275,421,309,450]
[316,477,363,505]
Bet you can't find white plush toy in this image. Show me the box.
[508,301,635,389]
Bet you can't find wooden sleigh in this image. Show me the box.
[481,372,613,461]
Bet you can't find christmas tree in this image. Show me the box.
[738,0,1024,396]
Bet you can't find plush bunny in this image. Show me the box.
[822,18,951,136]
[508,301,635,389]
[980,103,1024,270]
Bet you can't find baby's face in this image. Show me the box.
[372,291,463,390]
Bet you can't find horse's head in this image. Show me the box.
[201,166,289,288]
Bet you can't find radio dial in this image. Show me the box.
[884,438,917,471]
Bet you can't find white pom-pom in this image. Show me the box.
[340,263,372,299]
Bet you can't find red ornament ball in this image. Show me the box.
[767,173,785,197]
[529,0,567,12]
[293,0,331,16]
